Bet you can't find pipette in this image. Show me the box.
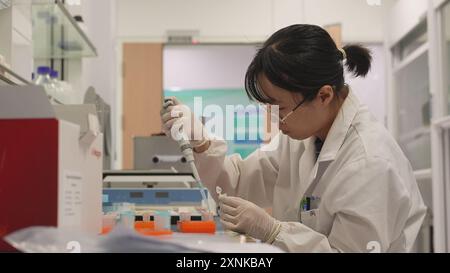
[163,98,211,213]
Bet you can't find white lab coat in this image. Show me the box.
[194,91,427,253]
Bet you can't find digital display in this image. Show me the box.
[155,192,169,198]
[130,192,143,198]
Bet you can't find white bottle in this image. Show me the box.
[59,81,75,104]
[49,70,64,104]
[34,66,55,101]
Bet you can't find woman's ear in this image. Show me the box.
[316,85,334,106]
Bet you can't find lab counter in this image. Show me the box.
[3,218,283,253]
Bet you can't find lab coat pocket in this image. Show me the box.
[300,209,320,230]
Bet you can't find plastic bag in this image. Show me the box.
[4,225,200,253]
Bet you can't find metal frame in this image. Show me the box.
[431,116,450,252]
[430,0,450,253]
[386,0,450,252]
[389,0,450,168]
[0,74,16,85]
[392,42,429,74]
[429,0,449,120]
[0,63,32,85]
[388,8,431,146]
[439,2,450,118]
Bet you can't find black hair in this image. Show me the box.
[245,24,372,104]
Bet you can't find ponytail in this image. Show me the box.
[342,44,372,77]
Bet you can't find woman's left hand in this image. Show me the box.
[218,195,281,243]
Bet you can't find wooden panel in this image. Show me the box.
[324,24,342,49]
[122,43,163,169]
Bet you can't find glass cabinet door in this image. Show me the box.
[393,21,431,171]
[396,51,431,170]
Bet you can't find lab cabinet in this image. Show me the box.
[0,3,33,82]
[392,21,431,172]
[387,0,450,252]
[395,51,432,170]
[431,116,450,252]
[32,1,97,59]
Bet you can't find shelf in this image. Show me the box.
[0,63,32,85]
[399,126,431,144]
[31,0,97,59]
[414,168,432,181]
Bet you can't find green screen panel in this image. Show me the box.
[165,88,263,158]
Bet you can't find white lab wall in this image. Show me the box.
[117,0,273,42]
[61,0,117,104]
[385,0,428,46]
[0,4,33,80]
[272,0,305,32]
[164,45,258,90]
[116,0,390,43]
[84,0,117,170]
[303,0,386,43]
[64,0,118,169]
[80,0,116,105]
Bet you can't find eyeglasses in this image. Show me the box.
[264,85,342,125]
[280,98,307,124]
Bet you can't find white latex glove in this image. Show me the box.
[218,195,281,243]
[160,97,208,147]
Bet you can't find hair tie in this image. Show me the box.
[339,48,347,60]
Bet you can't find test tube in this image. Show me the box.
[142,212,152,222]
[102,213,117,232]
[179,212,191,222]
[154,210,171,231]
[201,211,214,222]
[216,186,227,197]
[120,211,135,229]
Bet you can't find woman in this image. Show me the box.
[160,24,426,252]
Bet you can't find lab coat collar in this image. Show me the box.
[317,88,360,163]
[299,89,359,196]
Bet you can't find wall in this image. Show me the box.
[164,45,258,90]
[0,3,33,81]
[116,0,390,43]
[66,0,118,168]
[303,0,387,43]
[75,0,117,105]
[117,0,274,42]
[385,0,428,46]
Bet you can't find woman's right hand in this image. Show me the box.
[160,97,208,147]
